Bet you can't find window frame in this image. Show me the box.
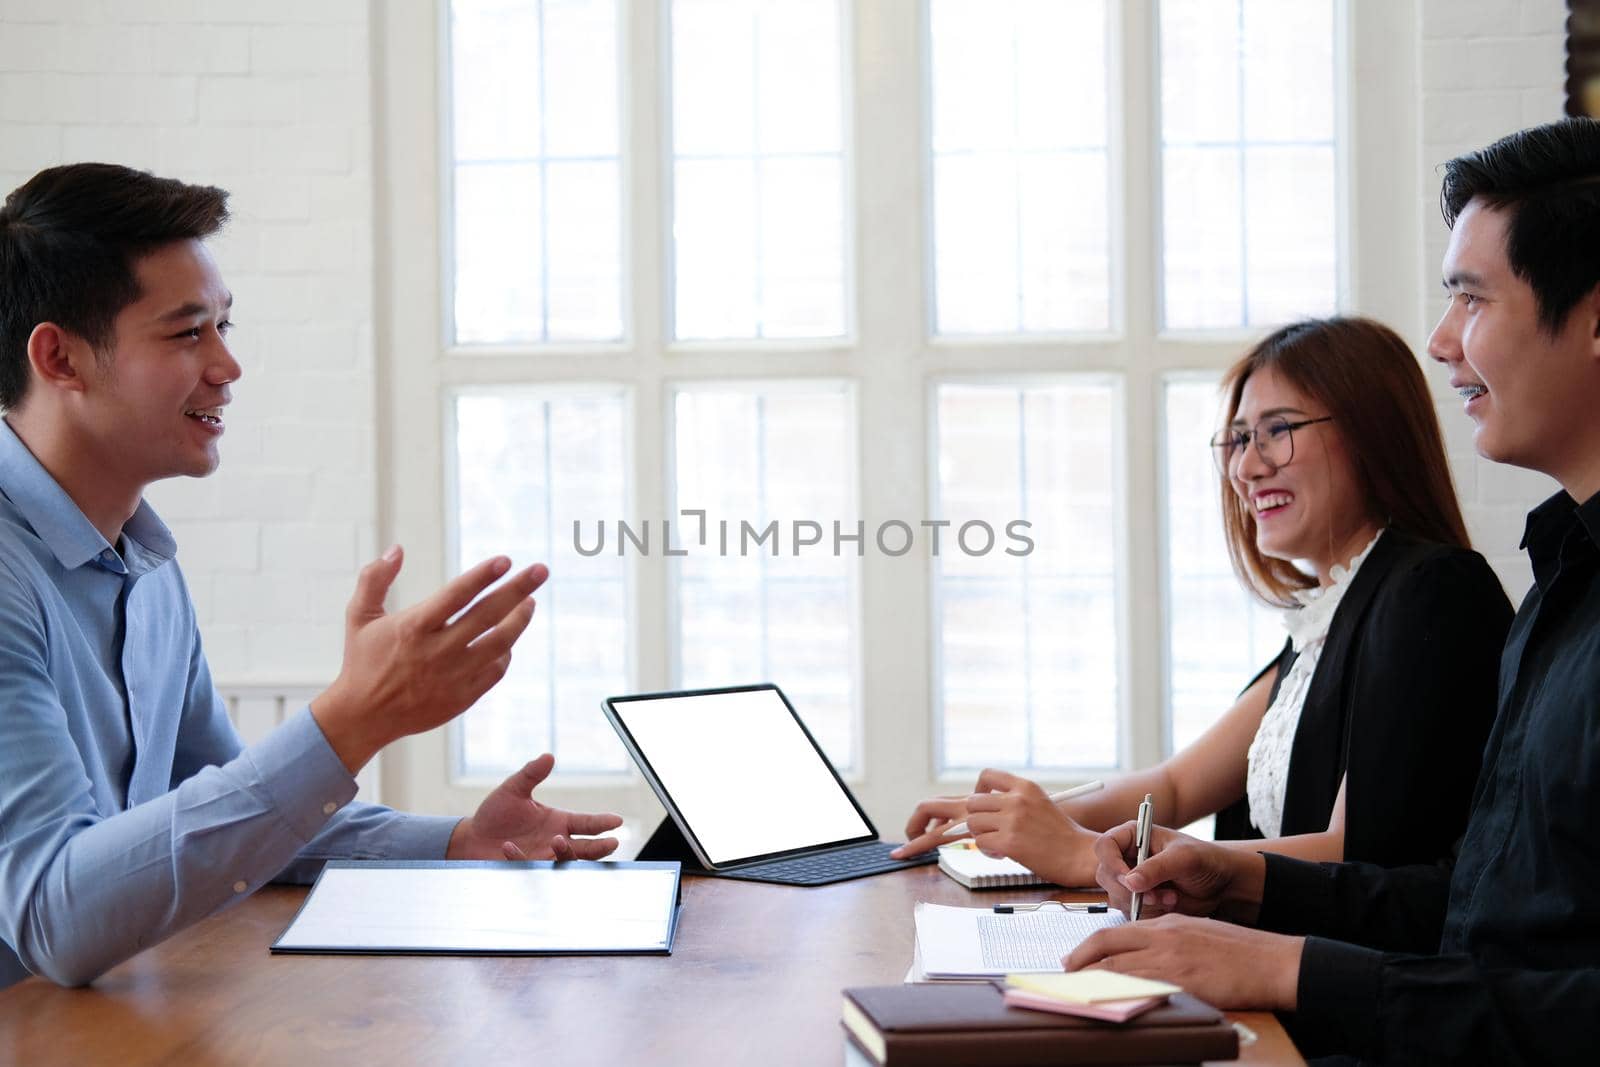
[442,379,641,787]
[660,0,859,348]
[663,376,867,778]
[927,370,1130,776]
[438,0,637,356]
[921,0,1124,343]
[372,0,1423,835]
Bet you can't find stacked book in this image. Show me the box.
[840,974,1239,1066]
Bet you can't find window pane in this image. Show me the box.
[929,0,1111,335]
[668,0,851,340]
[669,0,848,341]
[1159,0,1339,330]
[671,385,858,770]
[450,0,624,344]
[1163,378,1283,755]
[452,389,632,777]
[454,163,544,343]
[546,160,624,339]
[935,381,1119,771]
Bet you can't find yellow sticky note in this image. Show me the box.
[1005,970,1182,1004]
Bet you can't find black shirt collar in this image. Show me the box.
[1521,489,1600,590]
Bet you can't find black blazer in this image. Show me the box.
[1213,529,1513,867]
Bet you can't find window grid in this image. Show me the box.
[1156,0,1341,331]
[449,386,634,780]
[932,379,1122,775]
[1016,392,1035,763]
[395,0,1385,821]
[926,0,1113,337]
[448,0,626,346]
[667,0,850,342]
[668,383,861,772]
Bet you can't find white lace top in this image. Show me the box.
[1245,531,1384,839]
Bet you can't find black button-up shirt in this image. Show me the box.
[1253,489,1600,1065]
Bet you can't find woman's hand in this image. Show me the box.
[962,769,1102,887]
[891,794,972,858]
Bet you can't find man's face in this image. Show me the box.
[82,239,239,485]
[1427,199,1599,476]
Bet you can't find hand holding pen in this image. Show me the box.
[941,779,1105,837]
[891,774,1104,864]
[1129,793,1154,920]
[1088,819,1266,924]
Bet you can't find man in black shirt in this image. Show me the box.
[1066,118,1600,1064]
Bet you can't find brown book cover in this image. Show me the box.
[840,982,1239,1066]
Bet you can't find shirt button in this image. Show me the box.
[233,881,247,894]
[322,802,338,815]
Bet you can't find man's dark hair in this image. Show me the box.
[0,163,229,410]
[1441,118,1600,336]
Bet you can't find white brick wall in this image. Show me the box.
[1420,0,1568,598]
[0,0,375,684]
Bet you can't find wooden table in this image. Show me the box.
[0,865,1303,1065]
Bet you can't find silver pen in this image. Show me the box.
[1129,793,1153,920]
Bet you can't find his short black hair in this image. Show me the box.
[1441,118,1600,336]
[0,163,230,410]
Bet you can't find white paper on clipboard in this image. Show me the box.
[271,860,681,956]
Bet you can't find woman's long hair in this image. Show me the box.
[1218,317,1471,607]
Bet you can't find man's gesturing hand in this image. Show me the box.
[449,754,624,861]
[311,546,549,773]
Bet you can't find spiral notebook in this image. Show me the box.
[936,844,1051,889]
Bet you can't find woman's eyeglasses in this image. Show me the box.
[1210,416,1333,475]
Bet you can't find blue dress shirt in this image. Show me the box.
[0,420,458,988]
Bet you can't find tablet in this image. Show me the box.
[602,684,877,870]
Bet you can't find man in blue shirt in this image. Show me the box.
[0,164,622,989]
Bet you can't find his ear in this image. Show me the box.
[1585,283,1600,343]
[25,322,95,395]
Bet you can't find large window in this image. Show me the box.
[669,0,849,340]
[671,383,859,768]
[450,388,633,776]
[1158,0,1340,329]
[380,0,1409,822]
[448,0,625,343]
[927,0,1112,334]
[934,380,1121,770]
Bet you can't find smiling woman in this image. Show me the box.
[898,317,1514,887]
[1216,318,1467,605]
[1203,317,1512,866]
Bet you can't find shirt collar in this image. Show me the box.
[1520,489,1600,591]
[1576,489,1600,550]
[0,419,176,575]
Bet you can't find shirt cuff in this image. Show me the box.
[374,813,460,860]
[244,705,360,841]
[1257,851,1337,934]
[1288,936,1384,1057]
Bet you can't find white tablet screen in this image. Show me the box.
[607,687,873,866]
